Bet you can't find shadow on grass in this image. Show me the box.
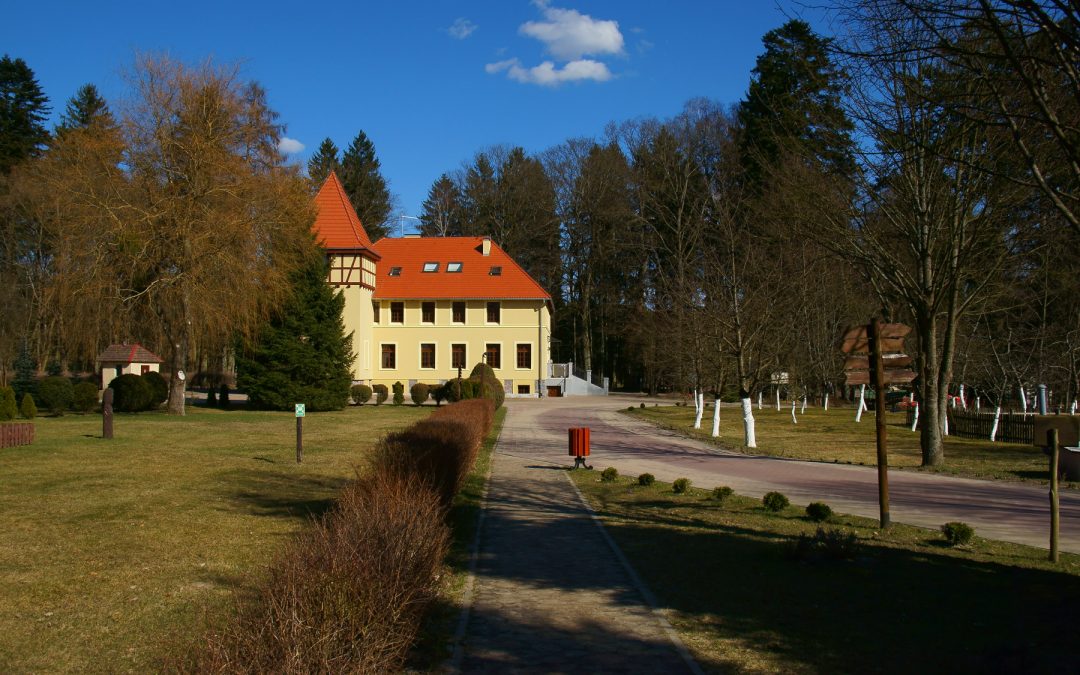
[457,469,1080,673]
[219,469,349,520]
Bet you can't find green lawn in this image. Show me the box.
[627,404,1073,486]
[0,404,428,673]
[572,472,1080,673]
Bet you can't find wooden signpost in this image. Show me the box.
[841,320,916,529]
[295,403,305,464]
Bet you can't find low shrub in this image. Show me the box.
[351,384,372,406]
[640,402,645,408]
[72,382,99,413]
[789,527,860,561]
[20,393,36,419]
[142,371,169,408]
[762,491,790,512]
[373,384,388,405]
[0,386,16,420]
[638,472,655,486]
[36,376,74,415]
[392,381,405,406]
[186,469,449,673]
[206,387,217,407]
[410,383,429,406]
[431,383,447,406]
[110,374,152,412]
[672,477,691,494]
[219,384,230,409]
[806,502,833,522]
[601,467,618,482]
[468,362,505,410]
[941,521,975,546]
[370,399,494,509]
[712,486,734,502]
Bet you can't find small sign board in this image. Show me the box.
[841,322,916,386]
[295,403,306,418]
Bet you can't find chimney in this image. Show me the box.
[481,236,491,256]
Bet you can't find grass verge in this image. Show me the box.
[625,404,1075,486]
[571,471,1080,673]
[0,404,426,673]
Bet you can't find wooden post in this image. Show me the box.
[1049,428,1059,563]
[102,388,114,440]
[869,318,890,529]
[296,416,303,464]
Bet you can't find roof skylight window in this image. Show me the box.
[489,266,502,276]
[447,262,463,273]
[423,262,439,272]
[388,267,402,276]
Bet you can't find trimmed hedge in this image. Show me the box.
[373,384,388,405]
[72,382,99,413]
[110,374,152,412]
[36,376,73,415]
[351,384,372,405]
[410,382,429,406]
[142,371,169,408]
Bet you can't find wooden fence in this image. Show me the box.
[905,408,1034,445]
[0,422,35,448]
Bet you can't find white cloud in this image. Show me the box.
[485,57,612,86]
[447,17,477,40]
[520,4,624,60]
[278,137,304,155]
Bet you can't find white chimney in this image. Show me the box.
[481,236,491,256]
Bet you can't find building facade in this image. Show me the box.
[313,173,552,396]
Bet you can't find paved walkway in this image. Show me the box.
[456,400,699,674]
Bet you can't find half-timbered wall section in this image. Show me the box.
[328,253,376,289]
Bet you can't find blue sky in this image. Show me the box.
[3,1,829,227]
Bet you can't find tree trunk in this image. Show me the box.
[711,396,721,437]
[741,395,756,448]
[693,390,704,429]
[917,315,945,465]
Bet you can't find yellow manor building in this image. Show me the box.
[312,173,553,397]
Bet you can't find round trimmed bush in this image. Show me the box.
[350,384,372,405]
[762,491,790,512]
[141,371,168,408]
[410,382,430,406]
[392,381,405,406]
[806,502,833,522]
[601,466,618,482]
[941,521,974,546]
[638,473,655,486]
[672,477,691,494]
[110,374,152,412]
[712,486,734,502]
[20,393,36,419]
[72,382,99,413]
[36,376,74,415]
[469,362,505,410]
[373,384,388,405]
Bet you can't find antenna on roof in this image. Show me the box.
[397,214,420,238]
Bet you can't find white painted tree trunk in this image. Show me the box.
[693,391,704,429]
[711,397,721,437]
[775,388,781,412]
[790,399,798,424]
[823,392,829,411]
[943,412,949,436]
[975,396,980,413]
[1072,399,1078,415]
[757,391,762,410]
[741,397,757,448]
[692,388,700,415]
[801,395,807,414]
[856,385,866,422]
[958,384,966,410]
[990,405,1001,442]
[911,403,919,432]
[1019,386,1028,412]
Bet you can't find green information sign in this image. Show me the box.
[295,403,305,418]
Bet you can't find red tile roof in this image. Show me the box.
[372,236,551,301]
[96,343,164,364]
[311,172,381,258]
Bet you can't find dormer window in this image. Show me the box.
[489,266,502,276]
[446,262,463,273]
[388,267,402,276]
[422,262,439,272]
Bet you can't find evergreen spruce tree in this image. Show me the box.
[340,130,392,241]
[11,341,35,400]
[736,20,855,189]
[56,83,114,132]
[236,255,354,411]
[306,137,341,187]
[0,55,50,174]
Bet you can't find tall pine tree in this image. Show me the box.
[0,55,50,174]
[419,173,462,236]
[737,20,854,189]
[340,130,392,241]
[56,84,113,132]
[236,255,354,411]
[306,137,341,187]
